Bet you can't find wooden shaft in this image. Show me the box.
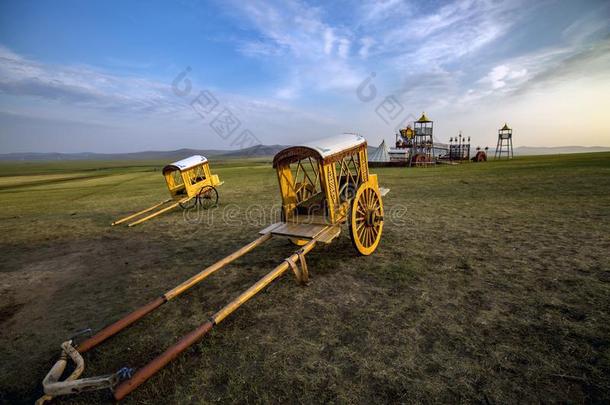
[127,199,187,227]
[112,238,317,400]
[77,234,271,354]
[164,233,272,300]
[112,199,172,226]
[213,239,317,324]
[77,297,166,353]
[113,321,214,400]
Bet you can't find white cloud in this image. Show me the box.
[323,28,335,55]
[358,37,375,59]
[0,45,343,150]
[227,0,363,96]
[337,39,350,59]
[0,46,185,116]
[359,0,413,23]
[481,65,528,90]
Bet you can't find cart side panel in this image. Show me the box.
[203,162,212,180]
[358,148,369,183]
[277,164,297,220]
[321,162,338,224]
[206,162,222,187]
[164,169,186,198]
[181,164,209,198]
[180,168,195,198]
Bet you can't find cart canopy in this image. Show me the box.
[273,134,366,167]
[163,155,208,174]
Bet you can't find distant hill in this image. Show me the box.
[218,144,286,158]
[2,144,608,162]
[0,146,287,162]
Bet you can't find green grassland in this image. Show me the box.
[0,153,609,403]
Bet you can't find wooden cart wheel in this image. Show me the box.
[179,197,197,210]
[349,184,383,255]
[197,186,219,209]
[411,153,428,166]
[339,180,357,203]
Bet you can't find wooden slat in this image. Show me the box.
[270,223,327,239]
[258,222,283,235]
[316,225,341,244]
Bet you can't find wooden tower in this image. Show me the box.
[410,112,433,166]
[494,123,513,159]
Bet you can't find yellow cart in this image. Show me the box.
[112,155,223,227]
[38,134,388,403]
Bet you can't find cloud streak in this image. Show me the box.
[0,46,185,116]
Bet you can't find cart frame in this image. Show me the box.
[38,135,387,402]
[112,155,222,227]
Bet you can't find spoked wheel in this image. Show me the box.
[339,180,358,204]
[349,184,384,255]
[197,186,218,209]
[411,153,428,167]
[179,197,197,210]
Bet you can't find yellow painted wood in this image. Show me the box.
[164,233,272,300]
[126,199,188,227]
[349,183,383,255]
[164,161,221,199]
[114,159,222,227]
[212,239,317,325]
[315,225,341,244]
[111,199,172,226]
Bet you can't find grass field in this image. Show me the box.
[1,153,609,404]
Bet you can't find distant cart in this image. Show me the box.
[112,155,223,227]
[38,134,389,403]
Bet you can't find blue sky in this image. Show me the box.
[0,0,609,153]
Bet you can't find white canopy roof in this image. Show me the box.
[164,155,208,172]
[299,133,366,159]
[369,139,390,162]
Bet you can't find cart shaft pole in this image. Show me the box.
[76,233,272,353]
[77,296,165,353]
[127,199,187,227]
[113,321,214,400]
[213,239,316,324]
[113,239,317,400]
[111,199,172,226]
[164,233,272,300]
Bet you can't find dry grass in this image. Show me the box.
[0,153,609,404]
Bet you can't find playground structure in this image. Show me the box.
[495,123,514,159]
[37,134,388,403]
[448,132,470,161]
[391,113,434,166]
[111,155,222,227]
[382,112,492,166]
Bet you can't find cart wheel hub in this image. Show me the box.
[366,211,375,226]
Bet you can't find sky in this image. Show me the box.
[0,0,609,153]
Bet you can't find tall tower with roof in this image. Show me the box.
[411,112,434,166]
[494,123,513,159]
